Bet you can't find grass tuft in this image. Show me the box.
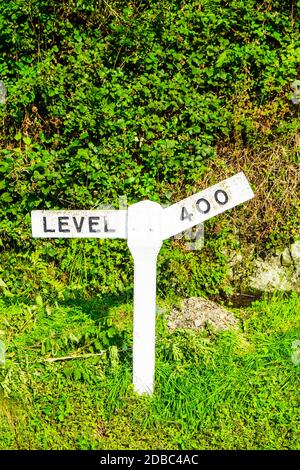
[0,292,299,449]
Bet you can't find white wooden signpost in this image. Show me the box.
[31,172,254,395]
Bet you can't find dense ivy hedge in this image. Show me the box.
[0,0,299,297]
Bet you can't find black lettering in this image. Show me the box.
[214,189,229,205]
[73,216,84,233]
[58,217,70,232]
[181,206,193,221]
[43,216,55,233]
[104,216,116,233]
[196,198,210,214]
[89,216,100,232]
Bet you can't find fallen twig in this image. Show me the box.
[43,352,106,363]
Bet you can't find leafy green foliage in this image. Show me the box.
[0,0,299,298]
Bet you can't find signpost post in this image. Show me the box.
[31,171,254,395]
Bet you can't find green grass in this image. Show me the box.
[0,292,299,450]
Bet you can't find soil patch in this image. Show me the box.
[168,297,238,332]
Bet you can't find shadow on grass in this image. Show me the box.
[58,287,134,323]
[0,288,135,368]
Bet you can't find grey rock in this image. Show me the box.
[281,248,293,267]
[291,241,300,262]
[249,249,300,292]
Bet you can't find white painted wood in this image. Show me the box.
[127,201,163,395]
[161,172,254,239]
[30,172,254,396]
[31,210,127,238]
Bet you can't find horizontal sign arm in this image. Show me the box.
[31,173,253,242]
[31,210,127,239]
[161,172,254,240]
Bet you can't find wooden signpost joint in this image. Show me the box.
[31,172,254,395]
